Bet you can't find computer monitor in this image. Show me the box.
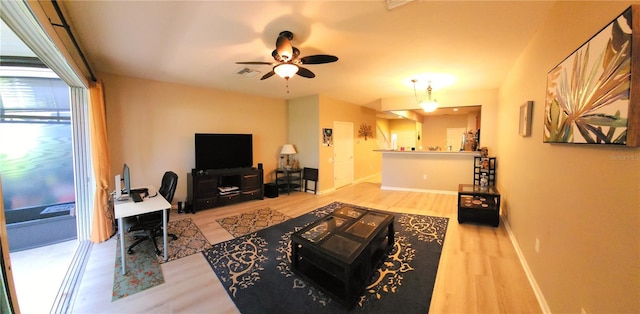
[114,174,122,199]
[122,163,131,195]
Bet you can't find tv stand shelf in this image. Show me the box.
[187,167,263,212]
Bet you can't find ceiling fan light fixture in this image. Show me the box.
[274,63,299,79]
[278,43,293,61]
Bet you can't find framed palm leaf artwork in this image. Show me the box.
[544,5,639,146]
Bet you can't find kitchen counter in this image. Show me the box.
[375,150,479,193]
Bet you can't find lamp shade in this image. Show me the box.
[280,144,297,155]
[274,63,299,79]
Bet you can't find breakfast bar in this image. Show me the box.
[375,150,479,193]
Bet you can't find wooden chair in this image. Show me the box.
[302,167,319,194]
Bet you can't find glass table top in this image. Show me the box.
[300,215,347,243]
[294,207,394,260]
[333,206,365,218]
[320,234,360,258]
[345,212,388,239]
[458,184,499,195]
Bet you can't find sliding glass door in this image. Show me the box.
[0,70,78,251]
[1,1,95,311]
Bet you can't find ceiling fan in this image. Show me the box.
[236,30,339,81]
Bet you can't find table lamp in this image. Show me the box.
[280,144,297,168]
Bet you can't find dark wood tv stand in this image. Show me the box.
[187,167,263,212]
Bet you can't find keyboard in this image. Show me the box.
[132,193,143,203]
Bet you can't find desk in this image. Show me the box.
[275,168,302,194]
[114,195,170,274]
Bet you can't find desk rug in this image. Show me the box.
[203,201,448,313]
[112,218,211,301]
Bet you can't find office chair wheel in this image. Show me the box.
[170,234,178,240]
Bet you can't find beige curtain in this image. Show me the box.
[88,80,113,242]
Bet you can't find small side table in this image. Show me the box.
[457,184,501,227]
[275,168,302,194]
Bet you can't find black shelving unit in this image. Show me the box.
[474,156,496,186]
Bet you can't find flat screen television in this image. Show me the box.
[195,133,253,170]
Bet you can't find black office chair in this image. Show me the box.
[302,167,319,194]
[126,171,178,255]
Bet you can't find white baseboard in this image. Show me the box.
[502,218,551,313]
[380,186,457,195]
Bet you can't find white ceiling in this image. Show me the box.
[12,1,556,111]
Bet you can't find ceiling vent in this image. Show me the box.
[383,0,414,10]
[236,67,260,78]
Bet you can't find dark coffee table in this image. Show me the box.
[290,206,394,307]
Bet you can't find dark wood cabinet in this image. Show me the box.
[187,168,263,212]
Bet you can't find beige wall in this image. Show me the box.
[286,95,320,183]
[498,2,640,313]
[376,118,391,149]
[318,95,380,192]
[102,73,288,204]
[380,88,499,152]
[380,152,477,192]
[422,115,468,150]
[103,73,380,198]
[389,119,418,150]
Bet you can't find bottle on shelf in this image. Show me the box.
[480,173,488,188]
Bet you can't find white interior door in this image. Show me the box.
[333,121,353,189]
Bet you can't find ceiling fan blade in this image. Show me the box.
[236,61,272,65]
[261,71,276,80]
[296,67,316,78]
[300,54,339,64]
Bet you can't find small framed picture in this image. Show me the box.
[322,128,333,146]
[519,101,533,137]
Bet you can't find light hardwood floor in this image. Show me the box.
[70,178,542,313]
[10,240,78,314]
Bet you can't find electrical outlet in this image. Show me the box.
[535,238,540,253]
[423,174,427,180]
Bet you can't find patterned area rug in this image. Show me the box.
[203,202,448,313]
[216,207,290,237]
[112,218,211,300]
